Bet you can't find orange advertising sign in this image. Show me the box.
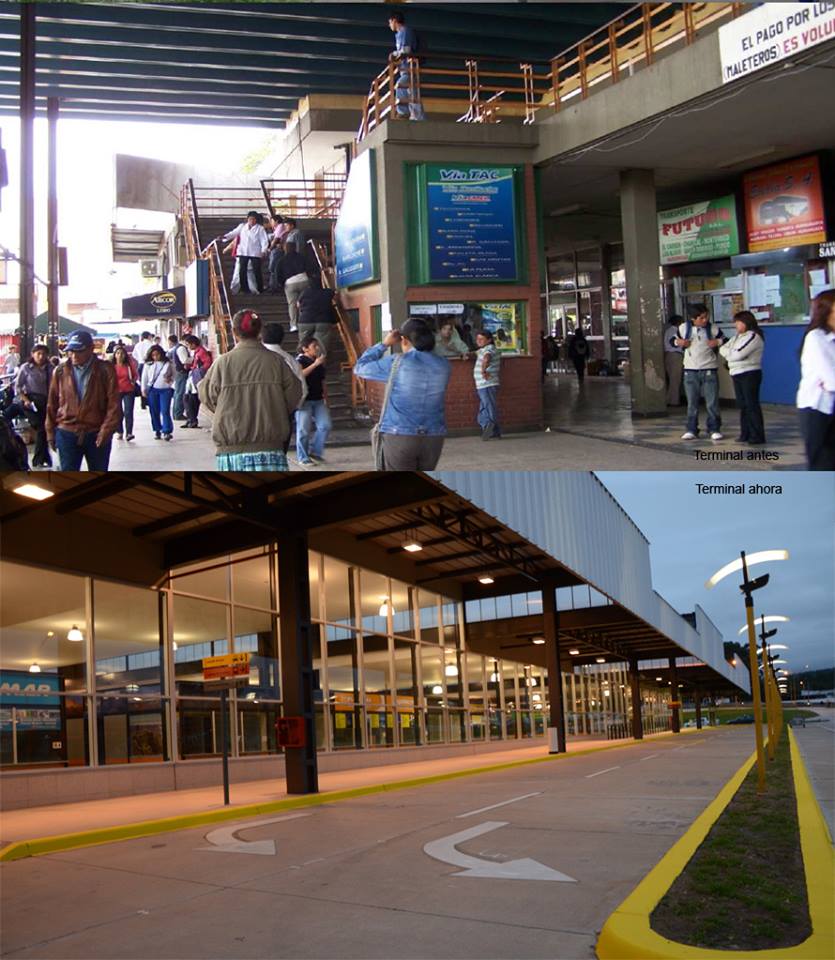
[202,652,251,681]
[743,155,827,253]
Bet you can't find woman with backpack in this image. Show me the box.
[720,311,766,446]
[568,327,589,383]
[182,335,213,429]
[112,344,139,441]
[140,343,175,440]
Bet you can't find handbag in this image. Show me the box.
[370,354,401,471]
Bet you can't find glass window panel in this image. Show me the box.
[398,711,420,746]
[170,561,230,601]
[233,552,273,610]
[441,601,457,626]
[360,570,390,636]
[394,640,418,710]
[448,710,466,743]
[548,253,576,291]
[97,696,167,764]
[444,648,463,706]
[322,556,355,626]
[466,653,484,703]
[495,595,512,619]
[237,701,280,754]
[0,561,88,691]
[526,591,543,613]
[234,607,279,700]
[464,600,481,623]
[418,590,441,636]
[366,705,394,747]
[94,580,164,695]
[555,587,574,610]
[503,661,518,738]
[309,552,322,620]
[0,694,88,768]
[425,709,444,743]
[177,698,230,758]
[421,646,444,708]
[327,630,361,700]
[363,634,390,699]
[589,587,608,607]
[172,596,228,696]
[330,702,363,750]
[576,247,603,289]
[572,585,591,609]
[511,593,528,618]
[390,581,415,639]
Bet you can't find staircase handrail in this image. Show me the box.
[202,238,233,355]
[260,176,348,222]
[309,239,367,411]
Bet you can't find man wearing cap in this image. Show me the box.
[46,331,120,470]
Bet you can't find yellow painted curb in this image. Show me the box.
[596,727,834,960]
[0,728,705,863]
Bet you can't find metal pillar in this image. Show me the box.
[669,656,680,733]
[19,2,36,360]
[694,689,702,729]
[628,658,643,740]
[276,529,318,794]
[542,584,566,753]
[47,97,59,355]
[619,168,666,418]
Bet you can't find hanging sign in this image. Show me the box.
[202,653,251,681]
[743,155,827,253]
[658,196,740,264]
[719,3,835,84]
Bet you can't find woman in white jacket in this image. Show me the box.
[140,343,175,441]
[720,311,766,445]
[796,289,835,470]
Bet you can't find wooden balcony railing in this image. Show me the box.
[357,1,746,141]
[260,177,347,221]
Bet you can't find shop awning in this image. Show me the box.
[121,286,185,320]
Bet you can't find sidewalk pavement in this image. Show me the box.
[793,709,834,843]
[0,731,684,845]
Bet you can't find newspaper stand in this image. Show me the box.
[202,653,252,806]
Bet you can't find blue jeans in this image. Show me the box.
[477,386,501,436]
[172,371,187,419]
[683,369,721,435]
[396,66,425,120]
[147,387,173,435]
[296,400,332,461]
[55,427,112,471]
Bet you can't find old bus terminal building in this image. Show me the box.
[0,472,749,808]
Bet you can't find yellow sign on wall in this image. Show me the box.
[202,652,251,681]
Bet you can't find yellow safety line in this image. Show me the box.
[0,727,708,862]
[596,727,834,959]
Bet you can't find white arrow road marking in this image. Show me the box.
[423,820,576,882]
[200,812,311,856]
[456,791,543,819]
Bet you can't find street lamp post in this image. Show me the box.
[759,619,779,761]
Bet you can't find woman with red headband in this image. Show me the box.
[198,309,303,470]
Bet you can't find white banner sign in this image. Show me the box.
[719,2,835,84]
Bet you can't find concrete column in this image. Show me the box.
[628,658,643,740]
[669,656,681,734]
[694,689,702,729]
[19,3,36,359]
[619,169,666,417]
[276,529,318,794]
[600,243,615,366]
[542,584,566,753]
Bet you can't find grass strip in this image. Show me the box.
[650,727,811,951]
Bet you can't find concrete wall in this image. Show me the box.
[0,737,546,811]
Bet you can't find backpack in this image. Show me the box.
[574,337,588,357]
[170,344,187,373]
[0,417,29,470]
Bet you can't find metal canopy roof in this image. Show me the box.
[1,1,629,126]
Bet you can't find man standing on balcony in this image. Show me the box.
[219,211,269,295]
[388,11,426,121]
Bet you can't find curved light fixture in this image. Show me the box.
[705,550,789,589]
[596,657,606,664]
[431,684,443,695]
[478,575,494,585]
[66,625,84,643]
[761,644,789,652]
[568,648,580,656]
[531,637,545,646]
[29,662,42,673]
[444,663,459,677]
[738,615,790,635]
[378,598,395,617]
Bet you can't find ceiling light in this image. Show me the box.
[378,598,395,617]
[403,540,423,553]
[46,631,54,638]
[431,684,443,695]
[596,657,605,663]
[444,664,459,677]
[131,697,142,702]
[3,472,55,501]
[29,662,41,673]
[67,625,84,643]
[172,641,178,651]
[478,576,494,585]
[568,648,580,656]
[532,693,542,702]
[532,637,545,645]
[125,683,140,693]
[603,690,610,697]
[489,672,499,683]
[656,676,663,681]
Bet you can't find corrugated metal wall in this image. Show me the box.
[433,472,749,694]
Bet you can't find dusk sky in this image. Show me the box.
[598,473,834,676]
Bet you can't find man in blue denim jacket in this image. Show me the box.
[354,319,451,470]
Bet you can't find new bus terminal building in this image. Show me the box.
[0,472,749,808]
[29,0,835,434]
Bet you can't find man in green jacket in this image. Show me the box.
[198,310,303,471]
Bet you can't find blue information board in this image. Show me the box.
[0,671,61,706]
[335,150,379,288]
[426,166,519,282]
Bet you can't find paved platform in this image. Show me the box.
[792,711,835,843]
[0,728,750,960]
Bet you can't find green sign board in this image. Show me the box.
[407,163,526,285]
[658,195,740,265]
